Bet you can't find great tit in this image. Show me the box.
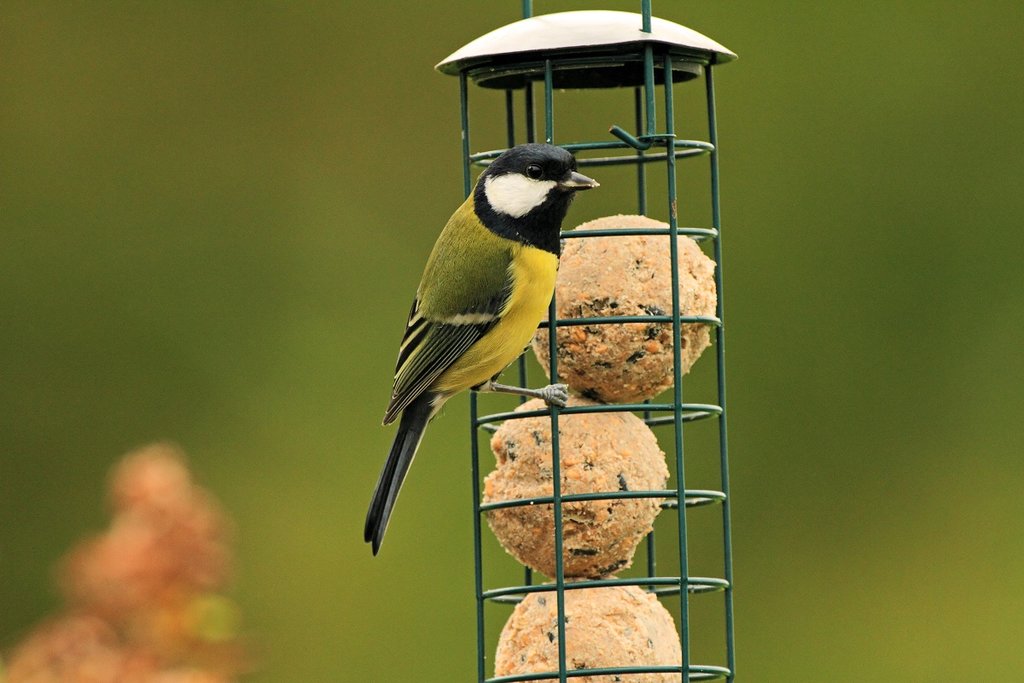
[364,143,598,554]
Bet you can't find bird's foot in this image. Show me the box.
[480,381,570,408]
[537,383,569,408]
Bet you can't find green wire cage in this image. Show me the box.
[436,2,736,681]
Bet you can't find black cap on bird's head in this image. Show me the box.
[483,143,599,193]
[474,143,598,256]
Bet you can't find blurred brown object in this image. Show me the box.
[3,444,249,683]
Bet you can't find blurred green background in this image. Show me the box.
[3,1,1023,680]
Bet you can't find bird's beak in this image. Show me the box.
[558,171,599,191]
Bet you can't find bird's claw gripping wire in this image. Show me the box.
[536,383,569,408]
[483,381,570,408]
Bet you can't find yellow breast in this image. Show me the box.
[433,244,558,394]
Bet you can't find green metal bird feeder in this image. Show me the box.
[437,3,736,681]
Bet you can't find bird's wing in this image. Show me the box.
[382,286,509,425]
[382,199,517,425]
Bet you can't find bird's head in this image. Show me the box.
[474,143,598,255]
[479,143,598,218]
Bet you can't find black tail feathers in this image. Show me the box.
[364,393,436,554]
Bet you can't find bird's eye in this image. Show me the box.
[525,164,543,180]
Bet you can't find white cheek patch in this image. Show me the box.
[484,174,557,218]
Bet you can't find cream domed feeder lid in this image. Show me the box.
[436,10,736,90]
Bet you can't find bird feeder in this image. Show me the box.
[437,3,736,681]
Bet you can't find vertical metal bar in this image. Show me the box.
[706,65,736,682]
[643,46,656,135]
[522,0,533,19]
[524,83,536,144]
[664,52,691,683]
[548,336,567,683]
[635,79,653,579]
[507,86,533,591]
[505,89,516,150]
[470,395,486,683]
[643,400,655,581]
[642,0,665,644]
[641,4,656,137]
[460,73,472,198]
[646,524,657,579]
[544,59,554,144]
[542,56,567,683]
[634,87,648,216]
[523,76,538,593]
[462,71,486,683]
[504,87,531,408]
[517,358,529,400]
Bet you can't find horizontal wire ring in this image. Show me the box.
[470,138,714,163]
[483,576,730,603]
[536,313,721,329]
[563,226,719,239]
[475,402,722,428]
[478,488,725,513]
[486,663,731,682]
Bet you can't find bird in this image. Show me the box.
[364,143,598,555]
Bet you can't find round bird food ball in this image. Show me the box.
[495,585,682,682]
[484,397,667,579]
[532,214,717,404]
